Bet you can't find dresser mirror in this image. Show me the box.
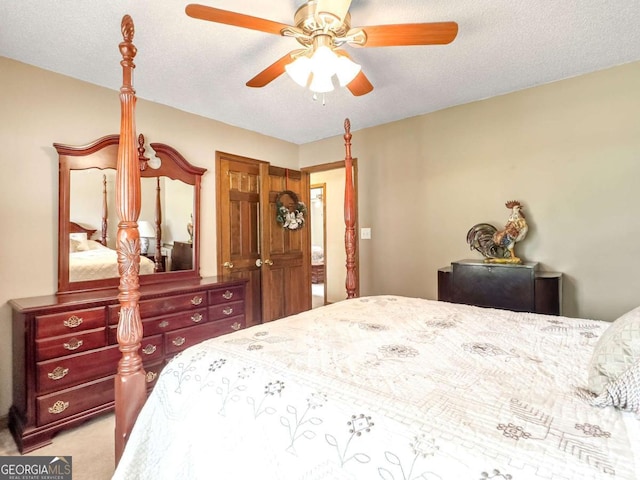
[56,134,206,293]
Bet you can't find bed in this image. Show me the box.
[112,296,640,479]
[110,14,639,479]
[69,230,155,282]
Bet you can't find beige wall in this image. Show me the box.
[0,57,299,416]
[301,61,640,324]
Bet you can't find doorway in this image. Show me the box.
[216,152,311,326]
[304,159,358,304]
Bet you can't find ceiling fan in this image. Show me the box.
[185,1,458,96]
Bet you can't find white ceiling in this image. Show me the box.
[1,1,639,145]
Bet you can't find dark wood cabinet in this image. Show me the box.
[171,241,193,271]
[438,259,562,315]
[9,276,246,453]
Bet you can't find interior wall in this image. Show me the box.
[0,56,299,417]
[300,61,640,323]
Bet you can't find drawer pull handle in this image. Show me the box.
[48,366,69,381]
[191,312,203,323]
[191,296,203,306]
[223,307,234,316]
[48,400,70,415]
[222,290,233,300]
[172,336,186,347]
[142,344,157,355]
[63,315,83,328]
[63,338,83,351]
[231,322,242,331]
[159,320,170,328]
[146,371,158,383]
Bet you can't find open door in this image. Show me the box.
[217,152,310,326]
[259,165,311,321]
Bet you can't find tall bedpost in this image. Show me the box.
[114,15,146,464]
[343,118,358,298]
[101,174,108,245]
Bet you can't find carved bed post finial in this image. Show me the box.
[114,14,146,465]
[343,118,358,299]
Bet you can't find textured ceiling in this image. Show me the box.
[1,1,639,145]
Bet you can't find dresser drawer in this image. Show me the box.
[36,376,115,426]
[36,328,106,361]
[142,308,209,336]
[36,345,121,394]
[35,307,106,339]
[209,301,244,321]
[108,291,208,324]
[209,286,244,305]
[165,317,244,355]
[140,334,164,363]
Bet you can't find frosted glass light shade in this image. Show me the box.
[310,45,337,75]
[335,56,361,86]
[285,56,312,87]
[309,72,334,93]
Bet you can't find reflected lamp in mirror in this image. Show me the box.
[138,220,155,255]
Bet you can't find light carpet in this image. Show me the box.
[0,413,115,479]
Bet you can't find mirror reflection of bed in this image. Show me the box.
[67,156,196,283]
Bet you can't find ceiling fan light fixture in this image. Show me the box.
[285,55,312,87]
[310,45,338,75]
[309,72,335,93]
[335,55,361,86]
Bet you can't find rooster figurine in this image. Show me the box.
[466,201,529,264]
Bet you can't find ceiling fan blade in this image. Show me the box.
[185,4,291,35]
[316,0,353,23]
[361,22,458,47]
[346,70,373,96]
[246,52,297,88]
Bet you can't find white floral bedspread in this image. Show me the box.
[113,296,640,480]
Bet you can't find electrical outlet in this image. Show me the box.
[360,227,371,240]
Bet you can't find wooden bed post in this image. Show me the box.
[101,174,108,245]
[343,119,358,298]
[114,15,146,465]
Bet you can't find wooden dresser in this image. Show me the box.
[9,276,246,453]
[438,259,562,315]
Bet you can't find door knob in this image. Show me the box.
[255,259,263,267]
[264,259,273,266]
[223,261,234,269]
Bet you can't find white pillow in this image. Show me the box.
[69,233,89,252]
[587,306,640,412]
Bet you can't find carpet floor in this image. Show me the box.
[0,413,115,479]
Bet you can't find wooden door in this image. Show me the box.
[217,153,263,327]
[217,153,311,326]
[260,166,311,321]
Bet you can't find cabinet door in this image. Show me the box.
[452,263,535,312]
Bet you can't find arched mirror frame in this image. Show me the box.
[55,134,206,293]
